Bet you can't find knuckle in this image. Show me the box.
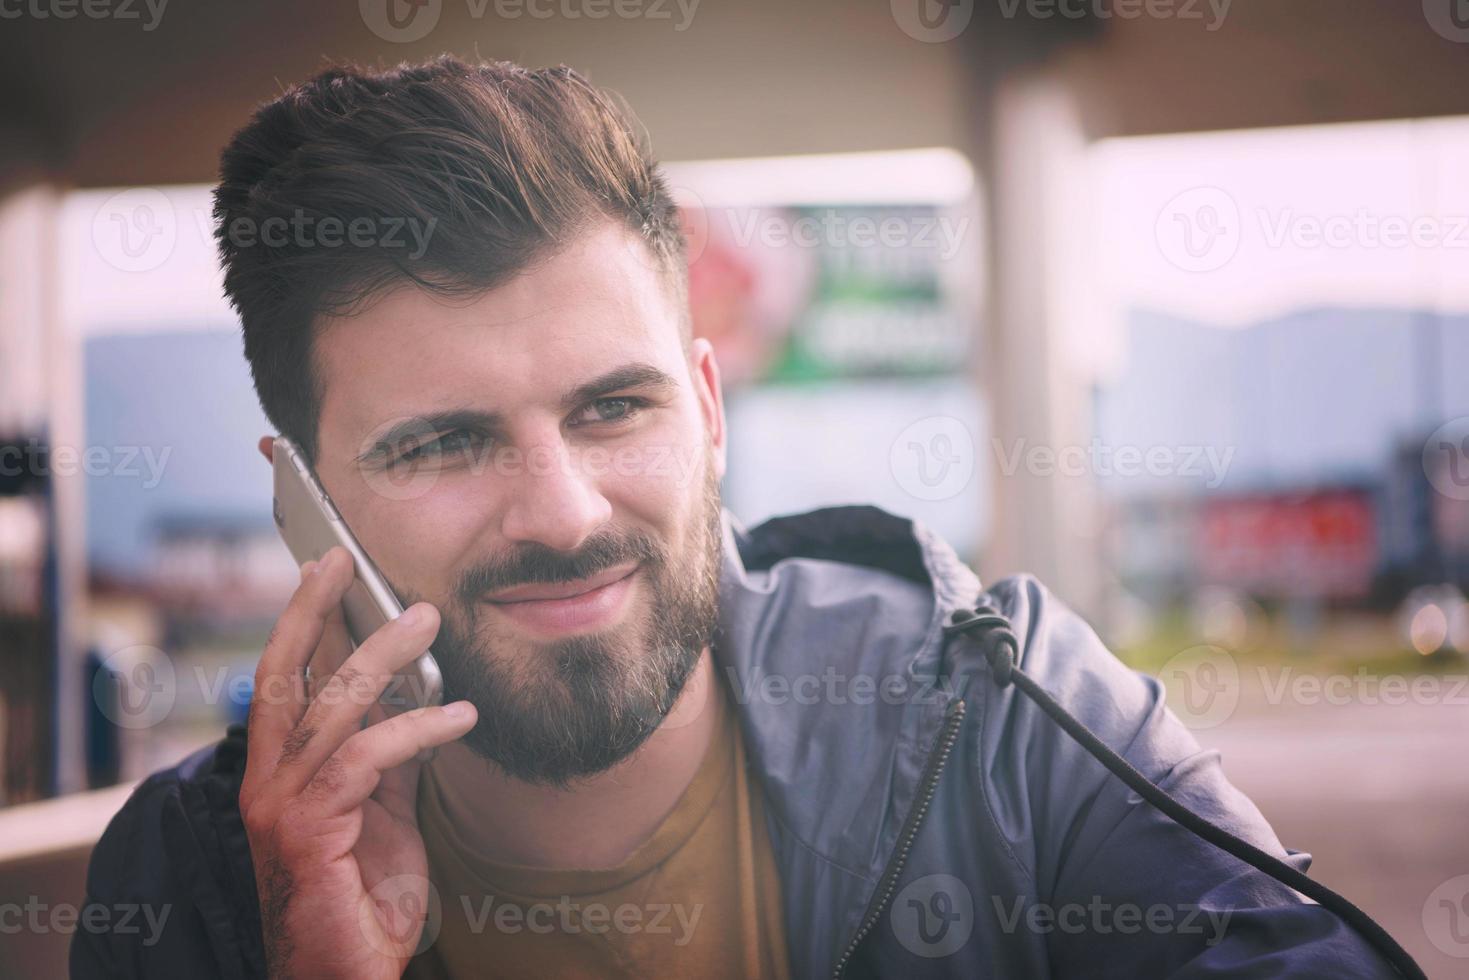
[396,718,426,753]
[326,663,364,700]
[264,619,285,653]
[274,804,315,849]
[277,724,317,766]
[242,799,277,839]
[390,707,426,738]
[342,665,379,704]
[334,734,368,770]
[238,773,262,814]
[246,692,272,731]
[310,756,347,795]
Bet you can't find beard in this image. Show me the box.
[424,453,723,788]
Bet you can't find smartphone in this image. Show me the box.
[270,434,444,710]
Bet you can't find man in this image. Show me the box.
[72,56,1398,978]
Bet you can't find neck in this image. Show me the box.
[425,647,722,870]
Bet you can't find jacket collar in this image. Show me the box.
[710,504,985,956]
[712,501,985,699]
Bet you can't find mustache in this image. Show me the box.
[453,529,663,605]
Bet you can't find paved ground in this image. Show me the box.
[1193,690,1469,980]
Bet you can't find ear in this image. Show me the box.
[257,436,275,464]
[688,338,727,480]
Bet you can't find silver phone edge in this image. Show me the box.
[272,435,445,709]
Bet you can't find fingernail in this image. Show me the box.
[443,700,474,719]
[398,603,424,626]
[300,560,317,580]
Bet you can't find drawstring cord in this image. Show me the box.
[943,602,1427,980]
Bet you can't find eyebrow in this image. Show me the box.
[355,361,681,462]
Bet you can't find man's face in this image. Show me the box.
[309,220,728,786]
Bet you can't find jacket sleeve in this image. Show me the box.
[70,736,265,980]
[983,574,1403,979]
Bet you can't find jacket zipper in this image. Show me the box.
[830,696,968,979]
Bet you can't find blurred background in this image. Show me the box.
[1,0,1468,976]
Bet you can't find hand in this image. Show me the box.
[239,546,477,979]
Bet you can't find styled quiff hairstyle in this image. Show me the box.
[212,55,688,465]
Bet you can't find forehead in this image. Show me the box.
[313,222,684,450]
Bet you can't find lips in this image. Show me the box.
[481,563,642,635]
[484,562,640,603]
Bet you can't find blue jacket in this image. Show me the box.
[72,504,1398,978]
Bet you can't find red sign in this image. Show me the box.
[1198,490,1377,598]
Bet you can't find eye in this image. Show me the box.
[392,428,486,465]
[572,396,649,426]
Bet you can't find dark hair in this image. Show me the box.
[212,55,687,465]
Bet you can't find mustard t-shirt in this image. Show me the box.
[404,675,790,979]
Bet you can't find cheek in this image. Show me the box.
[347,479,495,601]
[597,439,702,524]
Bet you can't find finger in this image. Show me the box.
[362,698,413,807]
[270,601,443,798]
[300,701,477,816]
[306,589,355,694]
[369,699,431,822]
[247,547,356,752]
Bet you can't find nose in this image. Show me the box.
[498,434,611,552]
